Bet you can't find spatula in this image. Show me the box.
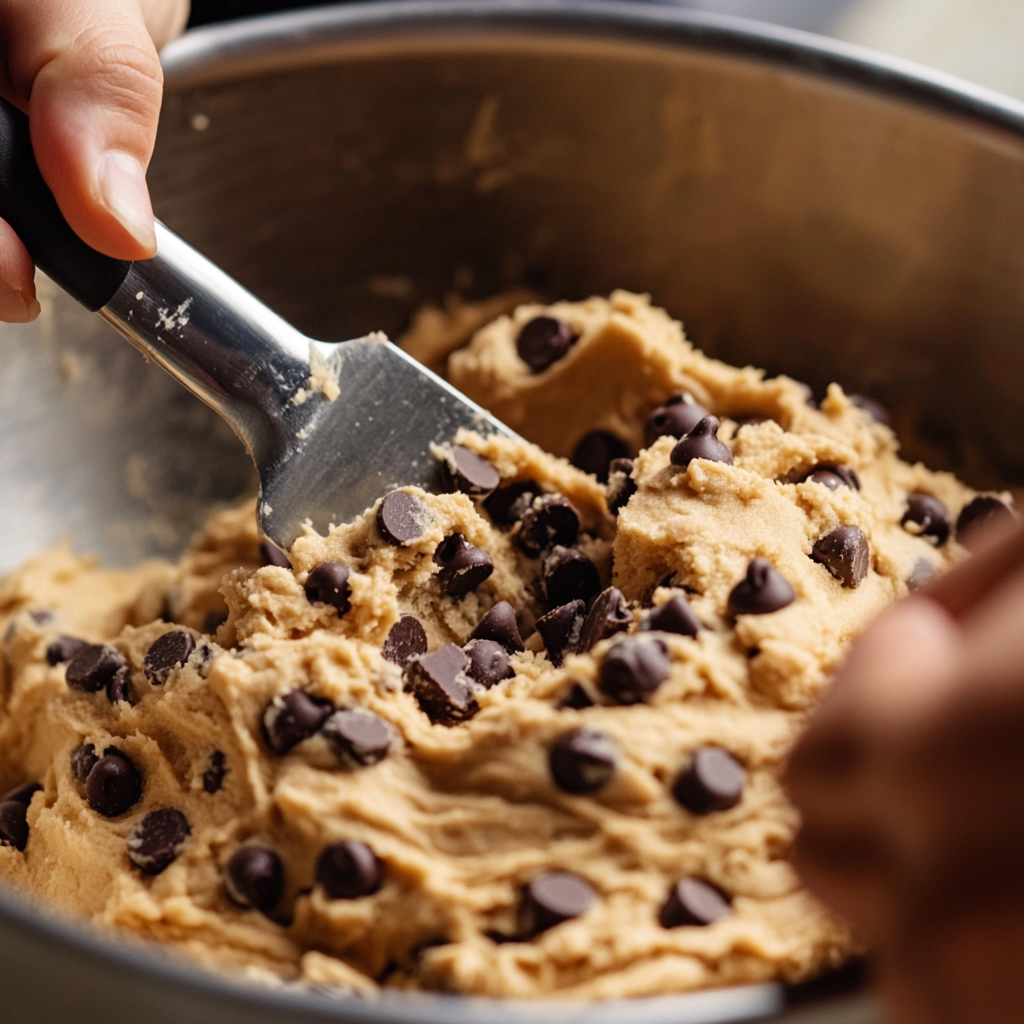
[0,96,516,552]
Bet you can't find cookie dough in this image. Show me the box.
[0,292,1004,999]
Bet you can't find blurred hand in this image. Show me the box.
[0,0,190,322]
[786,522,1024,1024]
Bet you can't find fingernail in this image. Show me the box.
[99,151,156,251]
[0,285,40,323]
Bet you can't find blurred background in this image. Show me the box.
[188,0,1024,101]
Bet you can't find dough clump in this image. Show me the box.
[0,292,994,999]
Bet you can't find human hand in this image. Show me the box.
[786,520,1024,1024]
[0,0,189,322]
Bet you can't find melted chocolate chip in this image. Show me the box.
[382,614,428,667]
[536,601,586,667]
[86,751,142,818]
[202,750,227,794]
[659,878,731,928]
[470,602,524,653]
[127,808,190,875]
[433,534,494,596]
[143,630,196,685]
[598,636,670,705]
[644,392,710,448]
[444,446,500,496]
[316,839,383,899]
[669,416,733,469]
[801,463,861,491]
[542,547,600,608]
[377,490,432,545]
[850,394,892,427]
[262,689,333,755]
[516,316,578,372]
[906,558,936,592]
[259,540,292,569]
[673,747,747,814]
[404,644,477,724]
[559,682,595,710]
[902,493,951,547]
[517,495,581,557]
[66,644,125,693]
[71,744,98,786]
[812,527,870,589]
[639,596,701,638]
[46,635,88,666]
[521,872,595,936]
[606,458,636,517]
[578,587,633,653]
[226,846,284,913]
[484,480,538,524]
[322,708,394,766]
[462,639,513,688]
[956,494,1016,551]
[728,559,796,616]
[570,431,629,482]
[0,782,41,806]
[550,728,617,794]
[0,801,29,851]
[304,562,352,616]
[106,667,132,704]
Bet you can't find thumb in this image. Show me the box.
[1,1,164,260]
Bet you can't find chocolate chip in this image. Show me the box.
[127,808,190,875]
[728,559,796,616]
[444,446,500,496]
[0,782,40,812]
[906,558,936,592]
[106,667,132,704]
[851,394,892,427]
[203,750,227,794]
[542,547,601,608]
[86,751,142,818]
[470,602,524,653]
[462,639,513,688]
[46,635,88,666]
[66,644,125,693]
[559,682,595,709]
[549,728,617,794]
[521,872,595,936]
[517,495,580,557]
[606,458,636,517]
[377,490,432,545]
[673,747,746,814]
[433,534,494,596]
[570,431,629,483]
[262,689,333,754]
[484,480,538,524]
[0,801,29,851]
[143,630,196,685]
[404,644,477,723]
[812,527,870,589]
[71,744,98,785]
[226,846,284,913]
[578,587,634,653]
[644,392,710,448]
[902,493,951,547]
[536,601,586,667]
[659,878,731,928]
[639,596,701,638]
[322,708,394,766]
[316,839,383,899]
[670,416,733,470]
[956,494,1016,551]
[260,540,292,569]
[516,316,578,372]
[598,636,669,704]
[304,562,352,615]
[800,463,861,491]
[382,614,428,666]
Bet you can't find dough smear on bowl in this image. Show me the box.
[0,291,1008,999]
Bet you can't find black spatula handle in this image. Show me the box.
[0,95,132,311]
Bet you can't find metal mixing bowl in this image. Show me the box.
[3,1,1023,1020]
